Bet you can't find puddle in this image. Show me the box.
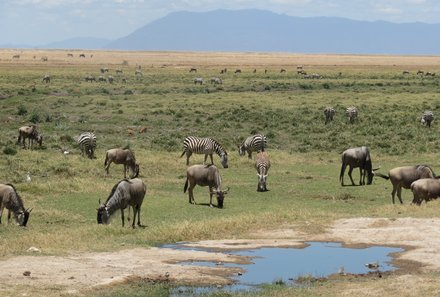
[167,241,404,296]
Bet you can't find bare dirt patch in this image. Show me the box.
[0,217,438,296]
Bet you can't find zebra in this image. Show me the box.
[255,151,271,192]
[77,132,97,159]
[42,74,50,83]
[238,134,267,159]
[180,136,228,168]
[194,77,203,85]
[421,111,434,128]
[346,106,358,123]
[324,107,336,124]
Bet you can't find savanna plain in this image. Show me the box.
[1,49,440,296]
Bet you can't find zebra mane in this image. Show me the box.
[105,179,131,204]
[209,138,227,155]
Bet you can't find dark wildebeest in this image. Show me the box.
[410,178,440,205]
[184,164,229,208]
[375,165,436,204]
[340,146,379,186]
[17,125,43,149]
[104,148,139,178]
[324,107,336,124]
[97,178,146,228]
[255,151,271,192]
[189,67,197,73]
[85,75,96,82]
[42,74,50,83]
[79,53,86,58]
[280,68,286,73]
[234,69,242,74]
[0,183,31,226]
[402,70,410,75]
[421,111,434,128]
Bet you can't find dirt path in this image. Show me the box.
[0,218,438,296]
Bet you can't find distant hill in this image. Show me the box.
[42,37,111,50]
[105,9,440,55]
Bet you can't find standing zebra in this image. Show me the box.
[346,106,358,123]
[180,136,228,168]
[255,151,271,192]
[77,132,97,159]
[324,107,336,124]
[421,111,434,128]
[238,134,267,159]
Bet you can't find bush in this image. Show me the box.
[17,105,27,115]
[29,112,40,123]
[3,147,17,155]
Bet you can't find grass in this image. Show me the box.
[1,49,440,296]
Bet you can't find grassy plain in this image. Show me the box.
[1,49,440,296]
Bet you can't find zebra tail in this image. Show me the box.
[184,178,189,193]
[180,150,186,158]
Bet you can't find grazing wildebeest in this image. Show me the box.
[234,69,242,74]
[42,75,50,83]
[135,69,143,76]
[410,178,440,205]
[17,125,43,149]
[104,148,139,178]
[425,72,436,77]
[67,53,74,57]
[255,151,271,192]
[97,178,146,228]
[108,75,114,84]
[100,67,109,73]
[181,136,228,168]
[417,70,424,75]
[346,106,358,123]
[340,146,379,186]
[280,68,286,73]
[210,77,222,84]
[194,77,204,85]
[189,67,197,73]
[220,68,227,74]
[79,53,86,58]
[238,134,267,159]
[41,56,48,62]
[421,110,434,128]
[402,70,410,75]
[12,54,20,59]
[98,75,106,82]
[184,164,229,208]
[375,165,436,204]
[0,183,31,226]
[324,107,336,124]
[85,75,96,82]
[115,69,123,74]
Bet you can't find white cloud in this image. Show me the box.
[407,0,426,4]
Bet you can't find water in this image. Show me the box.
[169,241,404,296]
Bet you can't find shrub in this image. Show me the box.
[29,112,40,123]
[3,147,17,155]
[17,105,27,115]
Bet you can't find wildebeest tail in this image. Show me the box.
[104,152,109,166]
[339,154,345,183]
[374,172,389,180]
[184,178,189,193]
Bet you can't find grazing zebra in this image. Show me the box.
[421,111,434,128]
[77,132,97,159]
[108,75,114,84]
[42,75,50,83]
[210,77,222,84]
[194,77,204,85]
[255,151,271,192]
[324,107,336,124]
[346,106,358,123]
[238,134,267,159]
[180,136,228,168]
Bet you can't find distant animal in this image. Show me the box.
[189,68,197,73]
[297,65,303,70]
[122,78,127,83]
[340,146,379,186]
[417,70,424,75]
[104,148,139,178]
[67,53,74,57]
[115,69,123,74]
[210,77,222,84]
[234,69,242,74]
[297,69,307,75]
[255,151,271,192]
[97,178,146,227]
[280,68,286,73]
[402,70,410,75]
[194,77,204,85]
[100,67,109,73]
[220,68,227,74]
[98,75,106,82]
[375,165,436,204]
[238,134,267,159]
[79,54,86,58]
[425,72,436,77]
[108,75,114,84]
[12,54,20,59]
[77,132,97,159]
[0,183,31,226]
[135,69,142,76]
[346,106,358,123]
[41,56,48,62]
[324,107,336,124]
[184,164,229,208]
[42,75,50,83]
[181,136,228,168]
[410,178,440,205]
[17,125,43,149]
[253,69,257,73]
[265,69,268,74]
[421,111,434,128]
[85,75,96,82]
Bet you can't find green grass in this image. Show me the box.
[1,53,440,296]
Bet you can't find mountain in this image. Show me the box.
[105,9,440,55]
[41,37,111,50]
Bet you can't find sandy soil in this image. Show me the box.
[0,217,439,295]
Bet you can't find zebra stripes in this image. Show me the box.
[77,132,97,159]
[255,151,271,192]
[421,110,434,128]
[346,106,358,123]
[180,136,228,168]
[238,134,267,159]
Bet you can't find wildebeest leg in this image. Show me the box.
[209,187,214,207]
[391,185,397,204]
[0,203,3,224]
[348,167,355,185]
[136,205,143,227]
[359,168,364,185]
[105,161,112,175]
[120,208,125,227]
[7,209,12,224]
[396,187,404,204]
[189,185,196,204]
[131,205,137,228]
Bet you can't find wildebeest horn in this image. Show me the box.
[27,208,33,213]
[223,187,230,194]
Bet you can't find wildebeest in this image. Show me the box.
[425,71,436,77]
[41,56,48,62]
[0,183,31,226]
[98,75,106,82]
[375,165,436,204]
[210,77,222,85]
[184,164,229,208]
[410,178,440,205]
[340,146,378,186]
[255,152,271,192]
[135,69,143,76]
[100,67,109,73]
[42,75,50,83]
[189,67,197,73]
[324,107,336,124]
[17,125,43,149]
[181,136,229,168]
[417,70,424,75]
[12,54,20,59]
[234,69,242,74]
[85,75,96,82]
[238,134,267,159]
[97,178,146,228]
[402,70,410,75]
[67,53,74,57]
[421,110,434,127]
[194,77,204,85]
[346,106,358,123]
[108,75,114,84]
[280,69,286,73]
[104,148,139,178]
[79,53,86,58]
[115,69,123,74]
[220,68,227,74]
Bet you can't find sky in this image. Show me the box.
[0,0,439,45]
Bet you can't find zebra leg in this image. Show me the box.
[209,154,214,165]
[203,154,208,165]
[186,152,192,165]
[248,151,252,159]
